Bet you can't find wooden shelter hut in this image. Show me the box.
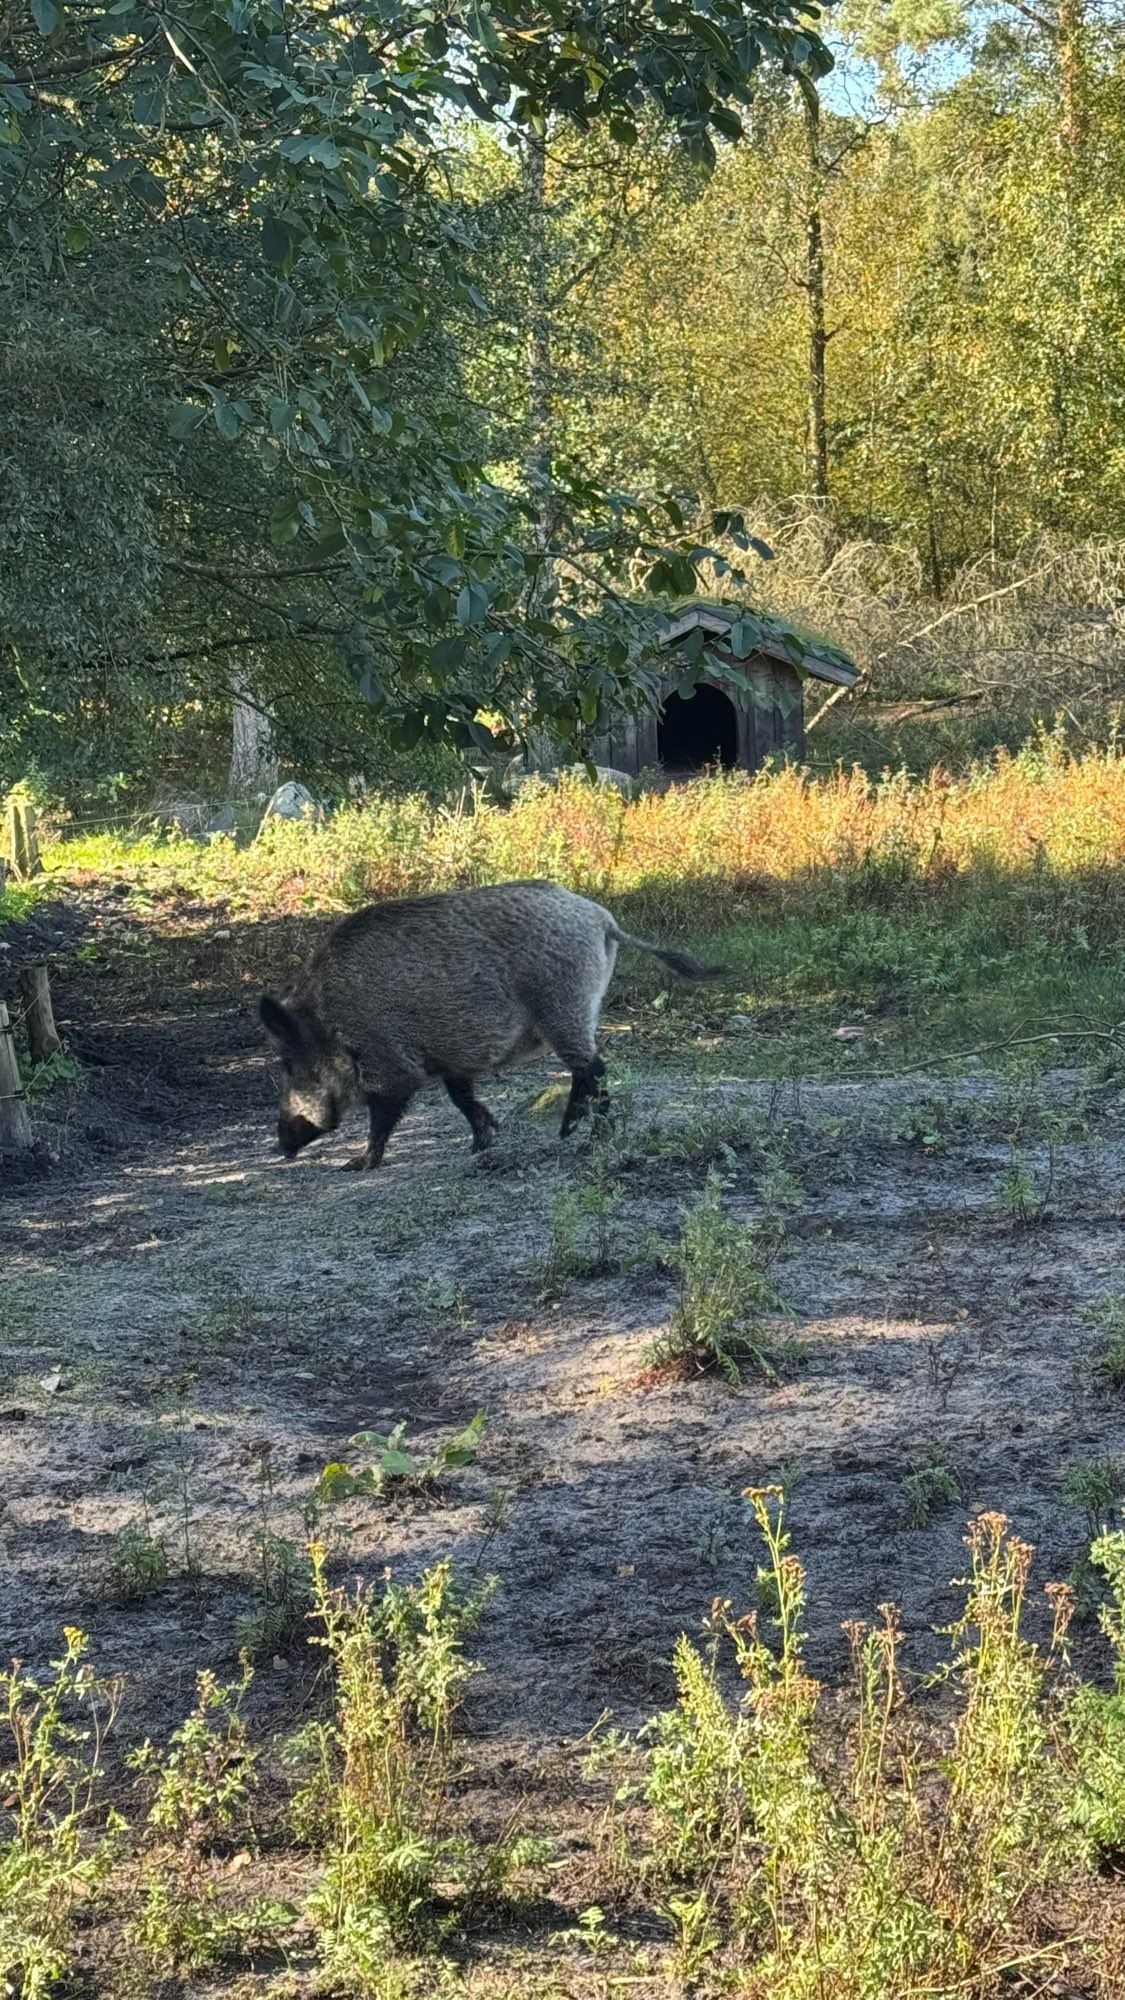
[587,602,858,778]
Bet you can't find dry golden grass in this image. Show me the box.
[40,739,1125,922]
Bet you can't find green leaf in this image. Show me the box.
[209,390,241,440]
[727,618,759,660]
[380,1447,418,1477]
[168,402,204,440]
[269,498,302,547]
[444,519,466,557]
[312,523,346,559]
[430,633,467,672]
[64,221,88,253]
[279,134,342,169]
[261,214,299,271]
[31,0,62,34]
[456,580,488,626]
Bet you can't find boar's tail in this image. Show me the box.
[606,921,724,981]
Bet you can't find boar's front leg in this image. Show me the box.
[344,1090,411,1170]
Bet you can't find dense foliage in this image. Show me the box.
[0,0,831,797]
[528,0,1125,576]
[2,0,1122,803]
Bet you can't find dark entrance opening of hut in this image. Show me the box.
[657,683,740,773]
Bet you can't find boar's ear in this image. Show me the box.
[259,994,302,1051]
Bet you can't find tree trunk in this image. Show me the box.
[920,461,944,597]
[797,75,831,562]
[521,134,554,609]
[228,668,278,800]
[1056,0,1088,161]
[0,1001,33,1154]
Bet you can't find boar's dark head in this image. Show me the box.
[259,995,358,1157]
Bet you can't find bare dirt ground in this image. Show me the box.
[3,891,1123,1761]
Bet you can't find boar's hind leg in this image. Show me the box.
[344,1090,411,1170]
[559,1054,608,1138]
[444,1075,499,1152]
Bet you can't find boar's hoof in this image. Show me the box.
[342,1151,380,1171]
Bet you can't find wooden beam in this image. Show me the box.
[3,796,41,881]
[18,965,62,1063]
[0,1002,33,1154]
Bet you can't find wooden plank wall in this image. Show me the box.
[592,656,805,776]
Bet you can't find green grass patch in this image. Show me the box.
[0,877,48,932]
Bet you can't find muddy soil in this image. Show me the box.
[2,892,1123,1774]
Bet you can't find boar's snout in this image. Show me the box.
[278,1113,323,1158]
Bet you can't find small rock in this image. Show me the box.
[723,1013,753,1035]
[834,1023,866,1041]
[39,1372,63,1395]
[272,1655,289,1673]
[211,928,232,943]
[259,781,324,826]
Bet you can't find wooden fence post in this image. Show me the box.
[0,1001,33,1154]
[18,965,61,1062]
[3,796,41,881]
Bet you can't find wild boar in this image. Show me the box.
[259,879,721,1168]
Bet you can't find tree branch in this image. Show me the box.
[2,31,161,86]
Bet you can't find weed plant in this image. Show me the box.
[236,1441,313,1658]
[4,1517,1125,1993]
[313,1413,485,1507]
[649,1172,791,1381]
[0,1631,120,2000]
[634,1491,1090,1995]
[538,1150,626,1289]
[300,1546,518,1978]
[901,1453,962,1526]
[126,1658,284,1972]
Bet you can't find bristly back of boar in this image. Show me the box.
[259,879,724,1168]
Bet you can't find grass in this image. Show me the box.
[0,874,48,934]
[1094,1294,1125,1389]
[7,741,1125,1992]
[37,742,1125,1079]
